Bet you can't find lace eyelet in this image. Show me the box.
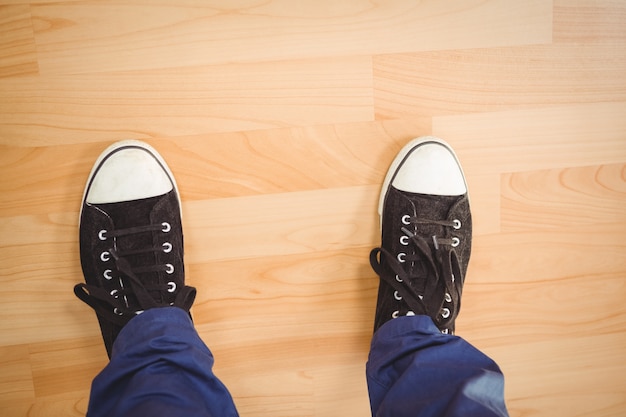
[399,235,409,246]
[167,282,176,293]
[452,219,462,230]
[110,289,118,297]
[165,264,174,274]
[395,274,403,283]
[162,242,172,253]
[451,237,460,247]
[392,310,399,319]
[445,292,452,303]
[441,308,451,319]
[397,253,406,263]
[103,269,112,280]
[442,329,449,334]
[100,251,110,262]
[161,222,171,232]
[394,291,402,300]
[113,308,123,315]
[401,215,411,225]
[98,230,107,240]
[406,311,415,316]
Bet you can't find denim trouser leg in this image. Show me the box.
[88,309,507,416]
[366,316,509,417]
[87,307,239,417]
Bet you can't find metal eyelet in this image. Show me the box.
[401,215,411,225]
[98,230,107,240]
[397,253,406,262]
[452,219,461,230]
[103,269,113,280]
[100,251,110,262]
[400,235,409,245]
[161,222,171,232]
[167,282,176,293]
[394,291,402,300]
[445,292,452,303]
[165,264,174,274]
[451,237,460,247]
[162,242,172,253]
[441,308,451,319]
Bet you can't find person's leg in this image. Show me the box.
[367,137,509,417]
[74,141,238,416]
[87,307,238,417]
[366,316,507,417]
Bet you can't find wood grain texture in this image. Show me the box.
[0,4,38,78]
[28,0,552,74]
[374,44,626,119]
[1,1,625,416]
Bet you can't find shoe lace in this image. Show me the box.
[74,222,196,326]
[370,217,463,333]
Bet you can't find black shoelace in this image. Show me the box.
[74,223,196,326]
[370,219,463,333]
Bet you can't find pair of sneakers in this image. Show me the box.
[74,138,471,357]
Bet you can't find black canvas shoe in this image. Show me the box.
[370,137,472,335]
[74,140,196,357]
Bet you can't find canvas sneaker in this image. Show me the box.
[74,140,196,357]
[370,137,472,334]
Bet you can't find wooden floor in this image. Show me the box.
[1,1,626,416]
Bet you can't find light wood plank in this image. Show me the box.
[20,393,89,417]
[29,337,105,398]
[501,163,626,231]
[374,44,626,119]
[190,247,378,339]
[498,333,626,417]
[165,185,374,263]
[459,270,626,345]
[0,57,374,145]
[554,0,626,44]
[0,344,35,403]
[202,322,372,417]
[0,242,93,346]
[470,223,626,285]
[0,4,38,78]
[30,0,552,75]
[433,102,626,174]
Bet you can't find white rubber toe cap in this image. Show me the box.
[391,140,467,196]
[84,141,175,205]
[378,137,468,224]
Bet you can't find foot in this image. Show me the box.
[74,140,196,357]
[370,137,472,334]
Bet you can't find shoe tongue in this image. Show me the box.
[97,194,163,230]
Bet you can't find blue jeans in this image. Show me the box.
[87,308,508,417]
